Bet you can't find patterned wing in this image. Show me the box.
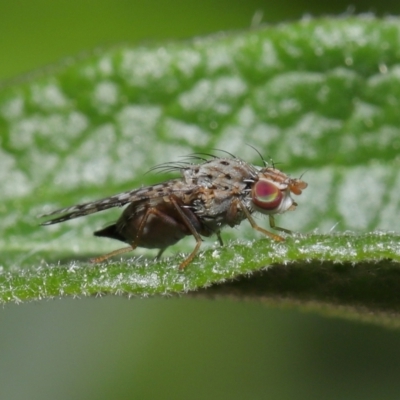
[40,178,191,225]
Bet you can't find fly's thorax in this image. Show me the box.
[182,157,258,188]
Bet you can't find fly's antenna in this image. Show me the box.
[298,170,308,180]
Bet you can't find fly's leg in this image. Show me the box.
[156,248,166,259]
[90,245,135,263]
[169,195,203,270]
[216,230,224,246]
[237,200,285,242]
[91,198,203,268]
[269,215,292,235]
[91,206,174,264]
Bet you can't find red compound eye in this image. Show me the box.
[252,180,283,210]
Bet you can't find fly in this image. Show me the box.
[40,152,308,269]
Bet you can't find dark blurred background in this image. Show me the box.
[2,1,400,399]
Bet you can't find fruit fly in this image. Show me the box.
[40,152,307,269]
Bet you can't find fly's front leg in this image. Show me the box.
[237,200,284,242]
[169,195,203,270]
[269,215,292,235]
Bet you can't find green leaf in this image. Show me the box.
[1,16,400,325]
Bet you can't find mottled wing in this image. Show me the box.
[40,178,191,225]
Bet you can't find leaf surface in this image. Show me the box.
[1,17,400,326]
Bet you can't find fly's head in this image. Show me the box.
[250,167,308,215]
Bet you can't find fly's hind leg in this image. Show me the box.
[92,196,204,269]
[169,195,203,270]
[90,245,135,263]
[91,206,172,264]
